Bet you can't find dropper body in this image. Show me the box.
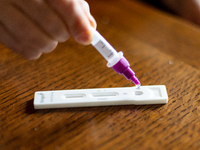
[91,29,140,87]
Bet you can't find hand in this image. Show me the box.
[0,0,96,59]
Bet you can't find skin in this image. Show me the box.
[0,0,199,60]
[0,0,96,59]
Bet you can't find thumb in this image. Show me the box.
[79,0,97,29]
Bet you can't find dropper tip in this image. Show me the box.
[136,83,141,89]
[130,76,141,89]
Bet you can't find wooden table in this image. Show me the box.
[1,0,200,149]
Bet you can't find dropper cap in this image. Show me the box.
[112,56,140,86]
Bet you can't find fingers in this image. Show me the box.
[0,23,42,60]
[47,0,96,45]
[0,22,21,55]
[79,0,97,29]
[11,0,70,42]
[0,0,96,60]
[0,3,57,59]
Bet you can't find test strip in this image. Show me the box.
[34,85,168,109]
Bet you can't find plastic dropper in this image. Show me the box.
[91,29,140,88]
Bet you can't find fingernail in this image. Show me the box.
[89,15,97,28]
[77,31,92,45]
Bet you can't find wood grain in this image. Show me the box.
[1,0,200,149]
